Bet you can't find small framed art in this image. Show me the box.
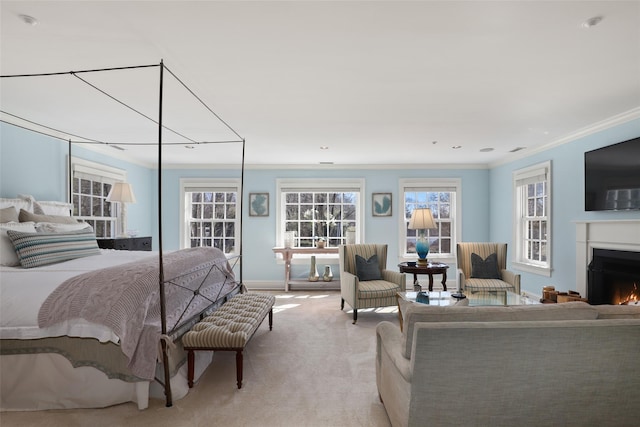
[249,193,269,217]
[372,193,392,217]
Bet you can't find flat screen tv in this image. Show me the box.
[584,136,640,211]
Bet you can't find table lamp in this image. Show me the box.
[106,182,137,237]
[408,208,436,266]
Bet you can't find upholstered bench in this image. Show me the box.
[182,292,275,389]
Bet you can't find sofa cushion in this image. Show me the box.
[595,304,640,319]
[400,301,599,358]
[470,252,501,279]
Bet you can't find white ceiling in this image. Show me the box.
[1,1,639,167]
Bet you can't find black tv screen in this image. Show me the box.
[584,137,640,211]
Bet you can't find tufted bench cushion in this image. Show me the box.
[182,292,275,389]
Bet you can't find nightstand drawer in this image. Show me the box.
[97,237,152,251]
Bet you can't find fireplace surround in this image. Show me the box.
[587,248,640,304]
[575,220,640,301]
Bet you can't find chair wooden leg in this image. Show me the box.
[187,350,195,388]
[268,308,273,330]
[353,309,358,324]
[341,298,345,310]
[236,350,243,389]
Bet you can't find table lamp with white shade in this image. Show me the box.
[408,208,436,266]
[106,182,136,237]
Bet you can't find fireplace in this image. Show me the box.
[575,219,640,300]
[587,248,640,305]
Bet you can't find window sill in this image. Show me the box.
[512,261,551,277]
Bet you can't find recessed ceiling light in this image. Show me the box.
[452,145,462,149]
[510,147,526,153]
[184,145,195,149]
[479,148,494,152]
[320,146,329,150]
[581,15,603,29]
[432,141,438,145]
[18,14,38,26]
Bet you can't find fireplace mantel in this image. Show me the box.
[575,219,640,297]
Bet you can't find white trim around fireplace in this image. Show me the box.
[575,219,640,298]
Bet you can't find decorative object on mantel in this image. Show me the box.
[308,255,319,282]
[106,182,137,238]
[316,237,326,248]
[323,265,333,282]
[408,208,436,265]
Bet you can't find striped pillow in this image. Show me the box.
[6,228,101,268]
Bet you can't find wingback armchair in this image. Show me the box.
[456,242,521,295]
[339,244,406,324]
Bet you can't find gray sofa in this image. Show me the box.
[376,301,640,427]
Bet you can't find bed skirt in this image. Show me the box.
[0,349,213,411]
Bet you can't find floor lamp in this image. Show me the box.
[106,182,137,237]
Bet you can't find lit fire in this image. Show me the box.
[619,283,639,305]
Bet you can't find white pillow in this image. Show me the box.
[0,221,37,266]
[35,201,74,216]
[0,197,32,213]
[36,222,92,233]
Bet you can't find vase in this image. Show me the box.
[346,230,356,244]
[323,265,333,282]
[308,255,319,282]
[284,231,296,248]
[316,240,325,248]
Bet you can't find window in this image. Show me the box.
[513,161,551,276]
[276,179,364,248]
[71,157,125,238]
[400,179,461,259]
[180,179,241,254]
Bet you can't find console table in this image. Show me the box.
[272,247,339,291]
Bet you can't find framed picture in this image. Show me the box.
[372,193,392,217]
[249,193,269,217]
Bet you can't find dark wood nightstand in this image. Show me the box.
[97,237,152,251]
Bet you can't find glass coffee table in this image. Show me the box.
[396,290,540,331]
[397,290,540,307]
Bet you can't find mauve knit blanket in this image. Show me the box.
[38,247,235,380]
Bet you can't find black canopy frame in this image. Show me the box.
[1,60,246,407]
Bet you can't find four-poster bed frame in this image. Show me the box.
[1,60,246,407]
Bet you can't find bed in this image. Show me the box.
[0,197,242,410]
[0,61,246,410]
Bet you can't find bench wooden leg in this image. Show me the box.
[187,349,195,388]
[236,350,243,389]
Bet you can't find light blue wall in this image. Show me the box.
[489,118,640,295]
[158,167,490,283]
[0,124,155,237]
[4,118,639,290]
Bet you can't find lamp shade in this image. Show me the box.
[408,208,436,230]
[106,182,137,203]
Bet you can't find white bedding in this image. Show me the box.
[0,249,159,342]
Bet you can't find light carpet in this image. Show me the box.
[0,291,397,427]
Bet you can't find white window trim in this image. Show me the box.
[179,178,242,252]
[71,157,127,184]
[512,160,552,277]
[398,178,461,265]
[275,178,365,262]
[70,157,126,237]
